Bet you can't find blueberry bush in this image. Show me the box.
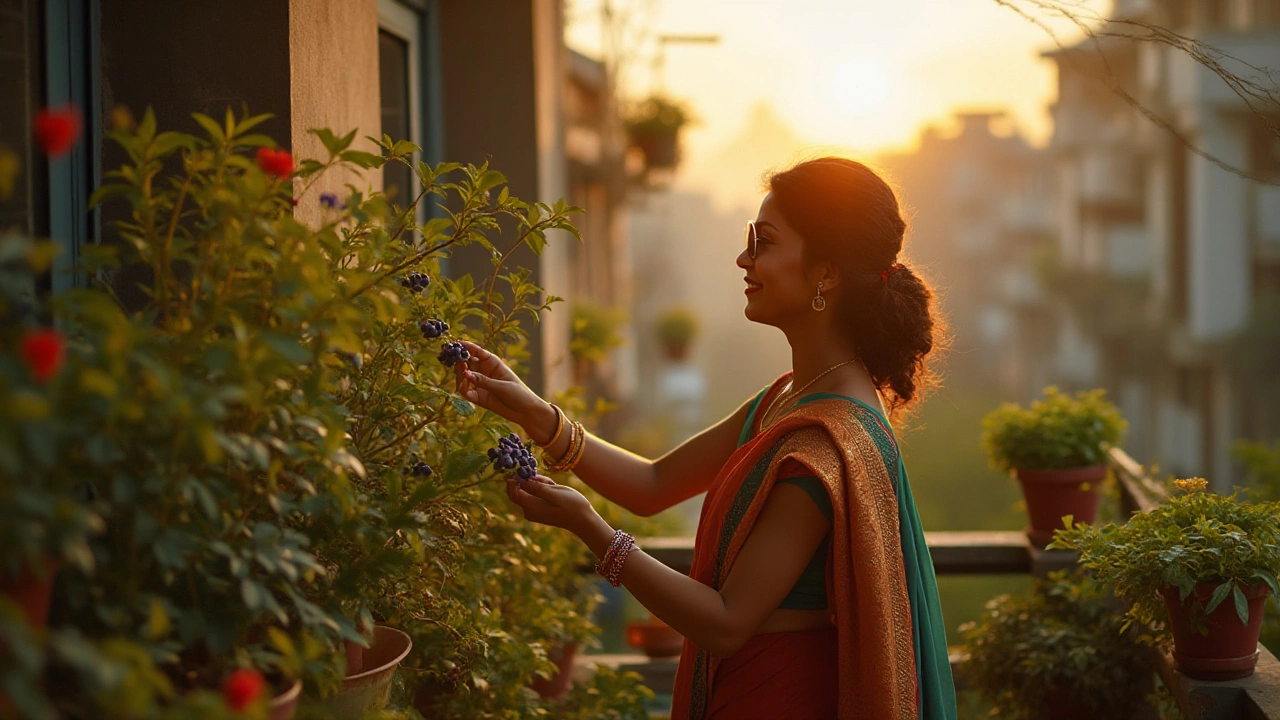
[0,108,654,719]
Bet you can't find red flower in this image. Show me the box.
[222,669,266,712]
[33,106,82,157]
[20,329,65,383]
[256,147,294,178]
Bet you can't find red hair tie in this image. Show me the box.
[880,263,905,282]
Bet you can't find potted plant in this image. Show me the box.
[958,570,1154,720]
[3,103,661,720]
[981,387,1127,547]
[9,109,374,718]
[655,307,698,362]
[1050,477,1280,680]
[623,95,695,170]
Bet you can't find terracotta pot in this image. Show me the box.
[660,339,690,362]
[0,556,60,627]
[530,642,579,699]
[269,678,302,720]
[322,626,412,717]
[1161,582,1269,680]
[1014,465,1107,548]
[344,638,365,676]
[625,617,684,659]
[631,131,679,169]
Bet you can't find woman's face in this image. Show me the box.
[736,194,822,327]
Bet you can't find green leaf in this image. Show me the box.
[1233,584,1251,625]
[451,396,475,416]
[443,450,489,484]
[1253,569,1280,598]
[475,169,507,195]
[233,112,273,137]
[340,150,385,169]
[191,112,225,144]
[241,579,266,612]
[1206,581,1233,614]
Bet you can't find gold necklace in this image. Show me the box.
[760,357,862,431]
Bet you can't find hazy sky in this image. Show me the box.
[567,0,1112,168]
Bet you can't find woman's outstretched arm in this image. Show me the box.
[456,340,755,517]
[508,476,832,658]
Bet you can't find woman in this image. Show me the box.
[454,157,957,719]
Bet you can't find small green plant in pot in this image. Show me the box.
[623,95,695,170]
[958,570,1154,720]
[655,307,698,362]
[1050,477,1280,680]
[980,387,1127,547]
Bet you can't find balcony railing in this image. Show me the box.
[573,448,1280,720]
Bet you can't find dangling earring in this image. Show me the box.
[812,281,827,312]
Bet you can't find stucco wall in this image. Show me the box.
[288,0,382,227]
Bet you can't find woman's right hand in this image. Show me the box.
[454,340,557,443]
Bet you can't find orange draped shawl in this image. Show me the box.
[669,390,955,719]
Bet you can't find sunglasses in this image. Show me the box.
[744,221,762,260]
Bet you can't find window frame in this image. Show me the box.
[377,0,423,209]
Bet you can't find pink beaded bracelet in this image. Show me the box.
[594,529,636,587]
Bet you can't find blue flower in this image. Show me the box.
[320,192,343,209]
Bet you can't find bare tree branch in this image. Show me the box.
[995,0,1280,185]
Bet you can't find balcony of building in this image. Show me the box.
[570,448,1280,720]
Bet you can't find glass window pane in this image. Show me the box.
[379,29,413,205]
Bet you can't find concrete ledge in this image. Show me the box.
[609,532,1079,577]
[1155,643,1280,720]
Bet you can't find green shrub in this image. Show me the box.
[0,106,662,720]
[1049,478,1280,638]
[980,387,1127,473]
[958,570,1153,720]
[622,95,695,138]
[655,307,697,348]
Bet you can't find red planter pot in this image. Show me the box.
[0,557,60,627]
[1161,582,1269,681]
[344,638,365,676]
[1014,465,1107,548]
[530,642,579,699]
[626,617,684,659]
[631,131,679,169]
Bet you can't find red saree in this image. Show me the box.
[670,375,953,719]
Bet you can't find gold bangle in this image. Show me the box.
[543,419,581,472]
[565,421,588,471]
[537,404,565,448]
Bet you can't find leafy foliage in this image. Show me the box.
[655,306,698,348]
[980,386,1127,472]
[622,95,696,137]
[0,106,658,719]
[958,570,1153,720]
[570,301,626,363]
[1049,478,1280,638]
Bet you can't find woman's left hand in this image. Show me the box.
[505,475,598,535]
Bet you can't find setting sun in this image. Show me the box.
[829,57,892,115]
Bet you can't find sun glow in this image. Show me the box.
[829,57,893,116]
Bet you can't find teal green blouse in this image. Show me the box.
[737,388,843,610]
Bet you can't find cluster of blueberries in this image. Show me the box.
[408,462,433,477]
[489,433,538,480]
[419,319,448,339]
[400,272,431,293]
[437,341,470,366]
